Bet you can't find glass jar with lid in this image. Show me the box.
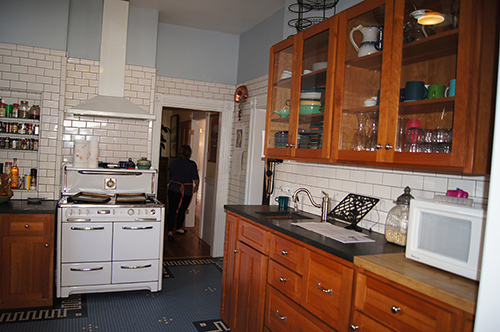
[29,105,40,119]
[18,101,30,119]
[385,186,414,246]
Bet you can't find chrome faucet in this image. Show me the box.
[292,188,331,222]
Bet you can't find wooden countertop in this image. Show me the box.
[354,253,479,315]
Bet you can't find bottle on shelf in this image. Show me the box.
[12,103,19,118]
[5,162,12,174]
[30,168,37,189]
[11,158,19,189]
[19,101,30,119]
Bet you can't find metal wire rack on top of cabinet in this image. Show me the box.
[288,0,340,32]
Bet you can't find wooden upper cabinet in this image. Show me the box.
[265,17,338,162]
[265,0,497,174]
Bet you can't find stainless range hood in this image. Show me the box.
[67,0,155,120]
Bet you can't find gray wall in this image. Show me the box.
[237,8,284,84]
[127,6,159,68]
[67,0,102,60]
[156,23,239,84]
[0,0,69,50]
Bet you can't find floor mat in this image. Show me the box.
[0,294,87,324]
[193,319,231,331]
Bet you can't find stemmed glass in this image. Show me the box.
[365,111,378,151]
[351,112,368,151]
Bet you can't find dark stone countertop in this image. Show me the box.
[0,199,59,214]
[224,204,404,263]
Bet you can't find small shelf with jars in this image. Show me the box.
[0,101,40,151]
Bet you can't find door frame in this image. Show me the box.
[153,94,233,257]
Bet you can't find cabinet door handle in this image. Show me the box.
[385,143,393,150]
[391,305,401,314]
[279,277,286,283]
[350,324,360,331]
[70,266,104,272]
[281,250,288,255]
[120,264,152,269]
[287,143,295,148]
[122,226,153,230]
[376,143,383,150]
[274,310,287,321]
[25,224,29,228]
[234,249,239,253]
[44,244,49,248]
[71,226,105,231]
[316,282,332,295]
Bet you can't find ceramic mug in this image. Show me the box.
[275,196,289,209]
[404,81,428,101]
[427,84,445,99]
[446,79,456,97]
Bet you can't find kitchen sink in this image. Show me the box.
[256,211,312,220]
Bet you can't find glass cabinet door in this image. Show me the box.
[265,37,296,158]
[390,0,462,167]
[294,18,336,160]
[333,0,392,162]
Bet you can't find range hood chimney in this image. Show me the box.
[67,0,155,120]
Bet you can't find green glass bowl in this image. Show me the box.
[299,104,322,115]
[0,195,13,203]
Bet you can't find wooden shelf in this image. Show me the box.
[402,29,459,66]
[399,97,455,114]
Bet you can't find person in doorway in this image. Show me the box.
[166,144,200,242]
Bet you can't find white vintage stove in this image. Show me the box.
[56,166,165,298]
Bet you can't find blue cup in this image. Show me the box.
[275,196,289,209]
[404,81,428,101]
[446,79,456,97]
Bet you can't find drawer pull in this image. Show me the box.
[70,266,104,272]
[281,250,288,255]
[122,226,153,230]
[71,226,105,231]
[350,324,360,331]
[120,264,152,269]
[391,306,401,314]
[279,277,286,283]
[274,310,287,321]
[25,224,29,228]
[316,282,332,295]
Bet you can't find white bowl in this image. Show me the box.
[312,62,328,71]
[300,92,322,100]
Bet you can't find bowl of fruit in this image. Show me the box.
[0,188,13,203]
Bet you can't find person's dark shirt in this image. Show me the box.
[168,159,199,196]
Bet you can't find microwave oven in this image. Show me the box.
[406,199,486,281]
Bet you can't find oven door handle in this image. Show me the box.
[78,170,144,176]
[120,264,152,269]
[122,226,154,230]
[134,218,159,222]
[70,266,104,272]
[66,218,92,222]
[71,226,105,230]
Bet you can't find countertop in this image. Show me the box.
[0,199,58,214]
[354,253,479,314]
[224,204,405,263]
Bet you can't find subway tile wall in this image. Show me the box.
[155,76,234,100]
[272,161,490,234]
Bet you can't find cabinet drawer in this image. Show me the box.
[350,310,395,332]
[112,260,159,284]
[268,260,302,303]
[238,218,270,254]
[61,262,111,286]
[265,285,335,332]
[354,272,459,331]
[61,223,112,262]
[270,233,305,274]
[2,214,53,236]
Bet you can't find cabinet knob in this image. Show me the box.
[287,143,295,148]
[281,250,288,255]
[234,249,239,253]
[350,325,360,331]
[25,224,29,228]
[44,244,49,248]
[274,310,287,321]
[279,277,286,283]
[376,143,383,150]
[385,144,393,150]
[391,305,401,314]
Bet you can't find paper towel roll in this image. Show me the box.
[88,140,99,168]
[73,141,89,167]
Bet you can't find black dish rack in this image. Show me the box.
[328,193,379,232]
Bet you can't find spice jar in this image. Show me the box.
[29,105,40,119]
[19,101,30,118]
[385,186,414,246]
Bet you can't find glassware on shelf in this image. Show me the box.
[395,118,409,152]
[403,10,428,44]
[351,112,368,151]
[365,111,378,151]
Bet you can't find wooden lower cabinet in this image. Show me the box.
[351,270,474,332]
[0,214,55,309]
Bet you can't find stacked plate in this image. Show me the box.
[309,121,324,149]
[300,87,325,115]
[297,129,311,149]
[274,131,288,148]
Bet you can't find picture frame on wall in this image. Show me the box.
[170,114,179,158]
[208,114,219,162]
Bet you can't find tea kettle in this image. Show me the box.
[349,25,383,57]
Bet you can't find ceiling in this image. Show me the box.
[129,0,286,35]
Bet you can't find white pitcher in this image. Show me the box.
[349,25,383,57]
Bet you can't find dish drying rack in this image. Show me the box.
[328,193,379,232]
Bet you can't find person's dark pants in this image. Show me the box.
[167,190,192,232]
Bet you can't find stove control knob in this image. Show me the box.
[127,209,135,216]
[150,209,156,215]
